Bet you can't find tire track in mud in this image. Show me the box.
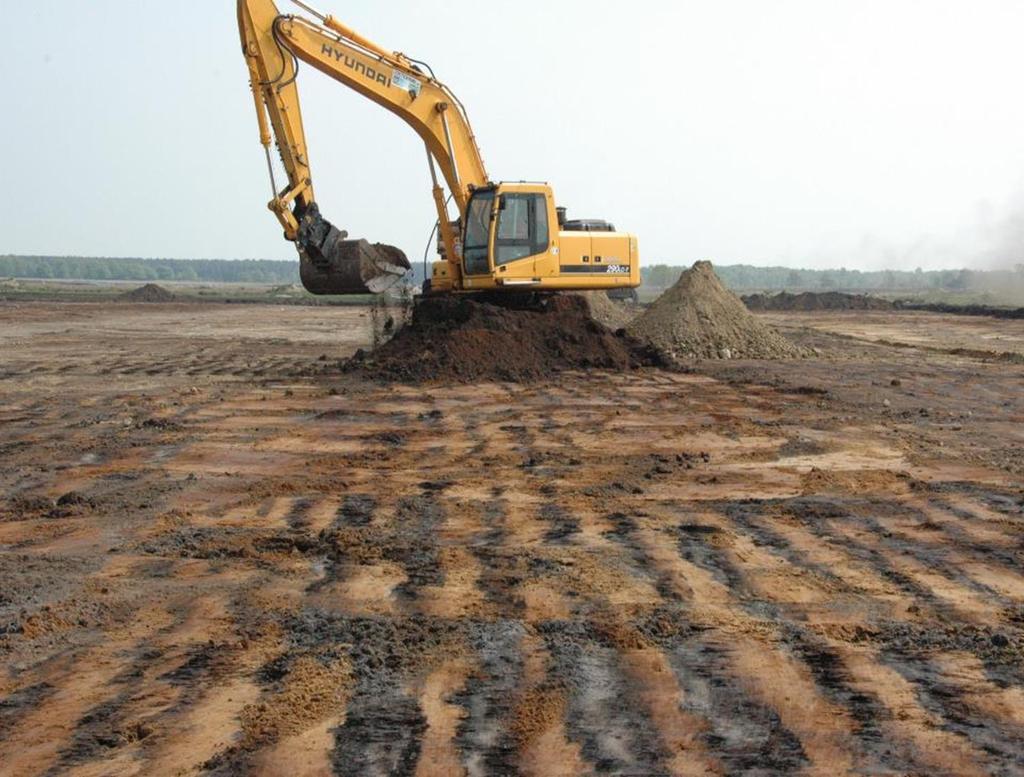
[469,493,526,617]
[663,637,810,773]
[566,512,717,774]
[391,494,446,602]
[3,647,146,776]
[845,506,1019,611]
[451,402,635,772]
[4,585,252,776]
[721,496,1021,657]
[215,426,459,773]
[670,496,1022,774]
[507,399,828,774]
[885,652,1024,771]
[743,496,981,621]
[0,683,55,741]
[525,512,693,773]
[601,510,681,603]
[649,509,869,773]
[827,517,1007,623]
[451,622,528,775]
[501,405,585,547]
[6,312,1024,775]
[52,674,161,773]
[917,494,1024,580]
[270,611,464,777]
[453,400,697,774]
[539,621,674,775]
[626,503,900,772]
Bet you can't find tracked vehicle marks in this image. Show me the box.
[540,622,673,775]
[4,302,1024,774]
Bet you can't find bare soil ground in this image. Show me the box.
[1,301,1023,776]
[760,309,1024,359]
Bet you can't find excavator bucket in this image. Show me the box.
[296,205,411,295]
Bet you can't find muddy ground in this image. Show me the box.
[1,301,1023,776]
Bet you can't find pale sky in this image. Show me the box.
[2,0,1023,270]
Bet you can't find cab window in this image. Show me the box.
[463,190,494,276]
[495,194,549,266]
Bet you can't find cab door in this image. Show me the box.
[492,193,549,282]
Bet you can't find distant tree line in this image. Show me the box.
[3,254,1022,296]
[643,263,1024,294]
[0,255,299,284]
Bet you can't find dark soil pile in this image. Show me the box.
[347,293,665,383]
[121,284,175,303]
[628,261,805,360]
[894,301,1024,320]
[743,291,893,312]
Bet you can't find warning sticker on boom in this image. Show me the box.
[392,70,422,96]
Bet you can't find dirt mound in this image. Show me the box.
[743,291,893,312]
[580,291,637,331]
[121,284,175,303]
[627,261,805,360]
[347,293,665,383]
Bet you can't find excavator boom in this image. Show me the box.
[238,0,461,293]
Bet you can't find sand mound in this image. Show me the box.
[580,291,637,331]
[348,293,665,383]
[743,291,893,312]
[121,284,175,303]
[627,261,805,360]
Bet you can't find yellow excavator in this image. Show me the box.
[238,0,641,296]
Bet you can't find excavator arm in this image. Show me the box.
[238,0,489,293]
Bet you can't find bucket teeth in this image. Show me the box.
[296,205,411,295]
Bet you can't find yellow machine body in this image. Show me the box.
[238,0,641,295]
[432,183,640,293]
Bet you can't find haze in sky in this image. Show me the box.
[2,0,1023,270]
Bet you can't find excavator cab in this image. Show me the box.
[430,183,641,294]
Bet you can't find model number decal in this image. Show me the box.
[392,70,422,96]
[607,264,629,274]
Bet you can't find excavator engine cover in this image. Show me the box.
[296,205,411,295]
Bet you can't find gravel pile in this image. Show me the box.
[628,261,805,360]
